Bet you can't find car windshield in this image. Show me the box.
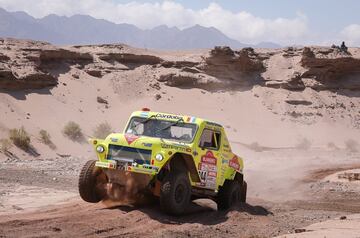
[125,117,197,142]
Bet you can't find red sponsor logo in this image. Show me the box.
[208,171,217,177]
[229,156,240,171]
[201,151,217,165]
[124,134,139,145]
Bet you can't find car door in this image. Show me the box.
[218,130,234,186]
[196,128,222,190]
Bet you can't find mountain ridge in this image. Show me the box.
[0,7,282,49]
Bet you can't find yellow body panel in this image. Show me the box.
[91,110,244,191]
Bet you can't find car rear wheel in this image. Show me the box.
[160,171,191,215]
[78,160,106,203]
[217,179,246,210]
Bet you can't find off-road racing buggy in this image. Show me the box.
[79,109,247,215]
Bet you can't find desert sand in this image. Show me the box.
[0,38,360,237]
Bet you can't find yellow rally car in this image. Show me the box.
[79,109,247,215]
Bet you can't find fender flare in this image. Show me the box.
[167,153,201,183]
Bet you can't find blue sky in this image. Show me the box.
[111,0,359,36]
[0,0,359,45]
[124,0,358,29]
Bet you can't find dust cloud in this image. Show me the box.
[101,171,154,208]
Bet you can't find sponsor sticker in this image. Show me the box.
[124,134,139,145]
[199,163,217,172]
[186,116,196,123]
[197,151,218,189]
[222,159,229,164]
[95,161,116,169]
[229,156,240,171]
[208,171,217,177]
[206,176,216,183]
[142,143,152,147]
[156,114,182,120]
[201,151,217,165]
[129,166,157,174]
[161,143,192,153]
[142,164,159,172]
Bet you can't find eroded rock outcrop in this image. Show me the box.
[300,47,360,90]
[99,53,162,66]
[0,67,56,90]
[0,38,92,90]
[39,49,93,63]
[202,47,265,80]
[160,61,199,69]
[157,46,266,90]
[158,72,222,90]
[265,73,306,91]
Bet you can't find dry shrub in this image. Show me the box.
[63,121,83,141]
[345,139,359,153]
[9,127,31,150]
[39,129,56,149]
[93,122,112,139]
[39,130,51,144]
[296,138,311,150]
[0,138,12,152]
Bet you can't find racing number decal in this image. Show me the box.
[198,151,218,189]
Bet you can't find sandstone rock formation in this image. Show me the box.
[157,46,266,90]
[300,47,360,90]
[99,53,162,66]
[1,38,359,94]
[202,46,264,81]
[0,38,92,90]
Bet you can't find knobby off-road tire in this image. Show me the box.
[160,171,191,215]
[217,179,247,210]
[78,160,103,203]
[241,181,247,203]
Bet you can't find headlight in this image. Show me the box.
[96,145,105,153]
[155,153,164,161]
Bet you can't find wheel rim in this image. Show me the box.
[175,184,185,204]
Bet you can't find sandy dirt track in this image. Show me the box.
[1,149,360,238]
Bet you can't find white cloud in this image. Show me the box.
[341,24,360,46]
[0,0,309,44]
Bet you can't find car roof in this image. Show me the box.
[130,110,223,128]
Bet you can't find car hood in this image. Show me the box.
[106,133,191,150]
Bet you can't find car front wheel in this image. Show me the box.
[160,171,191,215]
[78,160,106,203]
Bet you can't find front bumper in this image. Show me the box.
[95,160,159,175]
